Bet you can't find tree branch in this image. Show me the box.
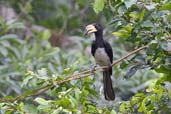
[0,45,148,103]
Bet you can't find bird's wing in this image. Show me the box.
[91,40,96,56]
[103,41,113,63]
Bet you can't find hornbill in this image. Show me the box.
[84,23,115,100]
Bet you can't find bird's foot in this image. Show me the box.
[91,65,97,73]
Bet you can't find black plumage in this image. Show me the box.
[84,23,115,100]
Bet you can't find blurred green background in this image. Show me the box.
[0,0,171,114]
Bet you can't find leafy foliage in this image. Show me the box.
[0,0,171,114]
[102,0,171,113]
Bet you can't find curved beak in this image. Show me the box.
[83,29,88,36]
[83,24,97,36]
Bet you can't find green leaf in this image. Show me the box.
[141,20,153,28]
[37,68,48,76]
[0,46,8,56]
[129,12,139,20]
[5,110,13,114]
[25,1,32,13]
[42,29,51,40]
[112,31,127,38]
[160,40,171,52]
[119,103,129,112]
[159,2,171,11]
[93,0,105,14]
[120,61,128,69]
[37,68,49,79]
[56,98,72,108]
[124,0,137,9]
[138,97,147,112]
[8,46,21,59]
[19,102,24,111]
[0,34,24,44]
[0,40,10,47]
[135,93,145,97]
[111,110,117,114]
[124,65,139,78]
[0,34,18,40]
[21,75,33,87]
[112,24,132,39]
[7,22,25,30]
[34,97,49,105]
[168,90,171,99]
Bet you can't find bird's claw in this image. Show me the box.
[91,65,97,73]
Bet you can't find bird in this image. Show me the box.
[83,23,115,100]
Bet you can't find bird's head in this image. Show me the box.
[83,23,103,36]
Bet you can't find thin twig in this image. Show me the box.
[0,45,148,103]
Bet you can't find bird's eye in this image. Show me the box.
[95,24,102,30]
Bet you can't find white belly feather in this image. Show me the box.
[94,48,111,66]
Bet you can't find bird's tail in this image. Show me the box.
[103,67,115,100]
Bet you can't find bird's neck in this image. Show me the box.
[95,31,104,44]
